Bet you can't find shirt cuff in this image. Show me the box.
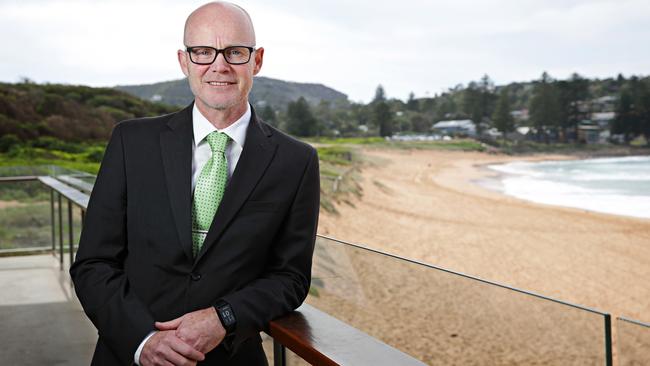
[134,331,157,365]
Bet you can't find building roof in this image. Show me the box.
[593,95,617,103]
[432,119,474,129]
[591,112,616,121]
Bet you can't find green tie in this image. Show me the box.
[192,131,230,256]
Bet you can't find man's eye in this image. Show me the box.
[193,48,213,56]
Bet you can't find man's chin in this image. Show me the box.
[197,98,247,113]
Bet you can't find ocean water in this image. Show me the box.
[487,156,650,219]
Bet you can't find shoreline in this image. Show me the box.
[318,148,650,324]
[478,155,650,221]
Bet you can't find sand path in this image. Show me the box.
[318,148,650,322]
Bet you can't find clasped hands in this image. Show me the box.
[140,307,226,366]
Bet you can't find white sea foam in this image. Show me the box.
[488,156,650,219]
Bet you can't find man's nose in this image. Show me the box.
[209,52,231,72]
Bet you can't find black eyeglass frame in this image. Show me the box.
[185,46,256,65]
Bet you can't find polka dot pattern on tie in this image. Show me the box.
[191,131,230,256]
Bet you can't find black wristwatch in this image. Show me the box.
[214,300,237,335]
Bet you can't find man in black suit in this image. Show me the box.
[70,2,319,365]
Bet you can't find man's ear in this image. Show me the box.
[252,47,264,75]
[178,49,190,77]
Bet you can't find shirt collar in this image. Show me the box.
[192,103,251,149]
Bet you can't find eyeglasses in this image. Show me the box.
[185,46,255,65]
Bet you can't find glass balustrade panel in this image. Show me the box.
[617,317,650,366]
[307,236,609,365]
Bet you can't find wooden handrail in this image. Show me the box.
[267,303,426,366]
[56,175,94,194]
[38,176,89,209]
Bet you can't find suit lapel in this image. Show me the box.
[196,110,277,262]
[160,104,194,261]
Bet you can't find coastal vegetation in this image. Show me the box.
[1,74,649,226]
[116,73,650,146]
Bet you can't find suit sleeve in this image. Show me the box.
[220,146,320,350]
[70,123,155,364]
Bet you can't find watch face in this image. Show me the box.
[219,305,236,328]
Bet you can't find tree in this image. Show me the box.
[529,72,561,142]
[373,85,386,103]
[410,113,430,133]
[370,85,394,137]
[492,88,515,141]
[260,104,276,126]
[463,81,481,120]
[285,97,318,137]
[406,92,419,111]
[463,75,496,136]
[478,74,497,120]
[612,77,650,144]
[374,101,393,137]
[611,88,638,143]
[636,80,650,144]
[556,73,590,142]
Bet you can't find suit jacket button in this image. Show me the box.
[190,273,201,281]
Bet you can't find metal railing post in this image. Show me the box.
[67,199,74,270]
[57,192,64,270]
[273,339,286,366]
[50,189,55,254]
[605,314,613,366]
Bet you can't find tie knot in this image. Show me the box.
[205,131,229,153]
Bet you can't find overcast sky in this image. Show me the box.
[1,0,649,102]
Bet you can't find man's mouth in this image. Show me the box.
[206,81,235,86]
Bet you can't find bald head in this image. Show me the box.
[183,2,256,47]
[177,1,264,125]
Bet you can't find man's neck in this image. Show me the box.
[195,100,248,130]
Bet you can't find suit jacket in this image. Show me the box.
[70,104,320,365]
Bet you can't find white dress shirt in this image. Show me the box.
[191,103,250,189]
[134,103,251,364]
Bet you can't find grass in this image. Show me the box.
[0,182,52,249]
[0,202,51,249]
[0,198,83,251]
[316,145,363,214]
[317,146,355,165]
[0,144,104,175]
[390,139,485,151]
[306,137,386,145]
[308,136,486,152]
[0,180,84,251]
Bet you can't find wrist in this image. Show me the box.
[214,300,236,336]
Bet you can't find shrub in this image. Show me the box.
[0,134,20,153]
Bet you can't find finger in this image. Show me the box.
[156,317,183,330]
[158,359,175,366]
[142,354,174,366]
[169,336,205,361]
[162,347,196,366]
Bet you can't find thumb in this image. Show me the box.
[155,317,183,330]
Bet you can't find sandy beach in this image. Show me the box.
[317,148,650,323]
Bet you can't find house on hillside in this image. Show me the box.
[431,119,476,137]
[510,109,529,122]
[577,122,603,144]
[591,96,617,112]
[591,112,616,129]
